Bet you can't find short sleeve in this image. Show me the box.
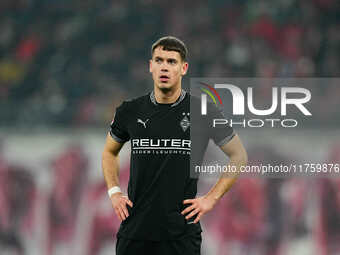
[109,102,130,143]
[207,104,235,147]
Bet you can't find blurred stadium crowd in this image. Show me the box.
[1,0,340,255]
[0,0,340,127]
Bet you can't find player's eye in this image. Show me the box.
[168,59,177,65]
[155,58,162,63]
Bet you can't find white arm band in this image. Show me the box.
[108,186,121,197]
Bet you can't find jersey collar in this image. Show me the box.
[150,89,186,107]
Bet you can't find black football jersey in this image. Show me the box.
[110,90,234,241]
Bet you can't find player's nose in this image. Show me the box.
[160,61,169,71]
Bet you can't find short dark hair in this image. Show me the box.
[151,36,188,61]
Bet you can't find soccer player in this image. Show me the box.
[102,36,248,255]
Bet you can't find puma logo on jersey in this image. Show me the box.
[137,118,149,128]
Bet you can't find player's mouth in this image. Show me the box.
[159,75,170,82]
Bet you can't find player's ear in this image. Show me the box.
[181,62,188,76]
[149,59,153,73]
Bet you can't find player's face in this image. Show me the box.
[149,46,188,91]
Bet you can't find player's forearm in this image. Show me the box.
[102,151,120,189]
[205,153,247,202]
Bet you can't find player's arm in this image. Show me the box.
[204,134,247,200]
[181,134,247,223]
[102,133,133,222]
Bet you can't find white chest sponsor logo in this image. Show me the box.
[132,139,190,148]
[131,138,191,155]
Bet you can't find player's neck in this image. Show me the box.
[154,86,182,104]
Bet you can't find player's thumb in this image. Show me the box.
[125,197,133,207]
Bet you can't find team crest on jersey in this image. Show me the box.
[180,112,190,132]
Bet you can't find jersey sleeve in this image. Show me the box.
[207,103,235,147]
[109,102,130,143]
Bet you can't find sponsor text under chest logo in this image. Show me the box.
[132,138,191,155]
